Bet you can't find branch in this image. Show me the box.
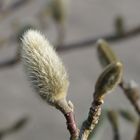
[96,39,140,116]
[119,80,140,116]
[56,25,140,52]
[118,109,138,126]
[0,116,29,140]
[0,47,20,69]
[55,100,79,140]
[134,121,140,140]
[78,100,102,140]
[78,62,123,140]
[1,24,140,69]
[0,0,30,18]
[107,110,120,140]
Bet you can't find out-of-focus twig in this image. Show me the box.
[0,116,29,140]
[0,25,35,69]
[107,110,120,140]
[78,62,123,140]
[57,25,140,52]
[119,109,138,126]
[39,0,67,47]
[78,100,102,140]
[55,22,66,47]
[0,47,20,69]
[114,16,125,36]
[134,121,140,140]
[1,24,140,69]
[119,80,140,116]
[0,0,31,19]
[88,110,107,140]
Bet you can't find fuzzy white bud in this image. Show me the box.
[21,30,69,106]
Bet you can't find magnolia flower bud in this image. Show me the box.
[97,39,118,67]
[21,29,69,106]
[94,62,123,101]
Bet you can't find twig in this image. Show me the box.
[0,0,30,18]
[55,99,79,140]
[134,121,140,140]
[0,47,20,69]
[107,110,120,140]
[1,24,140,69]
[0,24,35,69]
[57,25,140,52]
[88,110,107,140]
[78,100,102,140]
[78,62,123,140]
[114,16,125,37]
[55,22,66,47]
[0,116,29,140]
[118,109,138,126]
[96,39,140,116]
[119,80,140,116]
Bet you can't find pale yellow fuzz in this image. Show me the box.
[21,29,69,105]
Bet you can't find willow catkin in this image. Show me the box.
[50,0,68,23]
[21,29,69,106]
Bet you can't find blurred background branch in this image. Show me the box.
[107,110,120,140]
[0,116,29,140]
[57,25,140,52]
[0,0,31,19]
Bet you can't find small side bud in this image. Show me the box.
[97,39,118,67]
[114,16,124,36]
[50,0,68,23]
[21,29,69,106]
[94,62,123,101]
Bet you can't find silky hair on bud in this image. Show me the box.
[21,29,69,105]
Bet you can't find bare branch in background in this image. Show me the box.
[0,18,140,69]
[134,121,140,140]
[0,116,29,140]
[0,24,35,69]
[118,109,138,126]
[1,23,140,69]
[107,110,120,140]
[0,47,20,69]
[0,0,31,19]
[57,25,140,52]
[120,80,140,116]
